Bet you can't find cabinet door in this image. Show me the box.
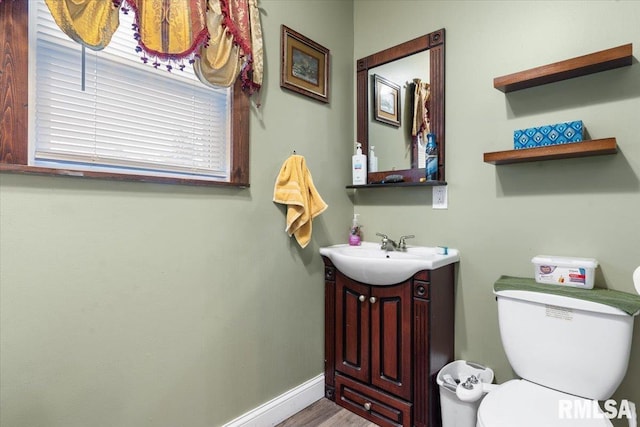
[370,282,412,400]
[335,275,370,383]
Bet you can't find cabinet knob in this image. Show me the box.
[369,296,377,304]
[364,402,372,411]
[359,295,366,302]
[324,268,334,281]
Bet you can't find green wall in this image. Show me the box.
[0,1,354,426]
[354,0,640,418]
[2,1,639,427]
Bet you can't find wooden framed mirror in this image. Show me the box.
[356,28,445,185]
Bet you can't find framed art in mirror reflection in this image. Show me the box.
[373,74,401,127]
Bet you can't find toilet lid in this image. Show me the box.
[477,380,613,427]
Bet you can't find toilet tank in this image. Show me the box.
[495,289,636,400]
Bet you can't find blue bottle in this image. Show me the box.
[425,133,438,181]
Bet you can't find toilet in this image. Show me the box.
[477,288,638,427]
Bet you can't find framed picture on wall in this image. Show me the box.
[373,74,401,127]
[280,25,330,103]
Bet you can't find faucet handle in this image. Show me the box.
[398,235,415,249]
[376,233,390,250]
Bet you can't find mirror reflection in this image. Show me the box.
[368,52,430,172]
[356,28,445,185]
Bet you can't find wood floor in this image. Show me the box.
[275,398,378,427]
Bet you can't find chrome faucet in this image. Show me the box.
[376,233,398,251]
[376,233,415,251]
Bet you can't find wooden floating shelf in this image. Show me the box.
[346,180,446,189]
[483,138,618,165]
[493,44,633,93]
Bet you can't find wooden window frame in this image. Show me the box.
[0,1,250,187]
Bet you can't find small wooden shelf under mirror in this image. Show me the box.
[483,138,618,165]
[347,180,446,189]
[493,43,632,93]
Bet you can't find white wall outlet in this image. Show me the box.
[432,186,448,209]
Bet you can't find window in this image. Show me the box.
[0,1,249,187]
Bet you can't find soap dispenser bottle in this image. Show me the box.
[369,145,378,173]
[349,214,362,246]
[352,142,367,185]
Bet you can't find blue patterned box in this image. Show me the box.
[513,120,583,150]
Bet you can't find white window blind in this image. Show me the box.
[31,1,231,181]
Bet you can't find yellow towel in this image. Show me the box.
[273,155,328,248]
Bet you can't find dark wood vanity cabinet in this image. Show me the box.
[323,258,455,427]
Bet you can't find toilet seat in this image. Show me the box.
[477,379,613,427]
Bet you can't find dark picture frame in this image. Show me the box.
[373,74,401,127]
[280,25,330,103]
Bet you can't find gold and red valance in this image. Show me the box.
[43,0,262,96]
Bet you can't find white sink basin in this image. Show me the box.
[320,241,460,285]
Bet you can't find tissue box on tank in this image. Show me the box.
[513,120,583,150]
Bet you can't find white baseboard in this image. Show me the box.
[222,373,325,427]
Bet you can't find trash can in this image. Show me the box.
[436,360,494,427]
